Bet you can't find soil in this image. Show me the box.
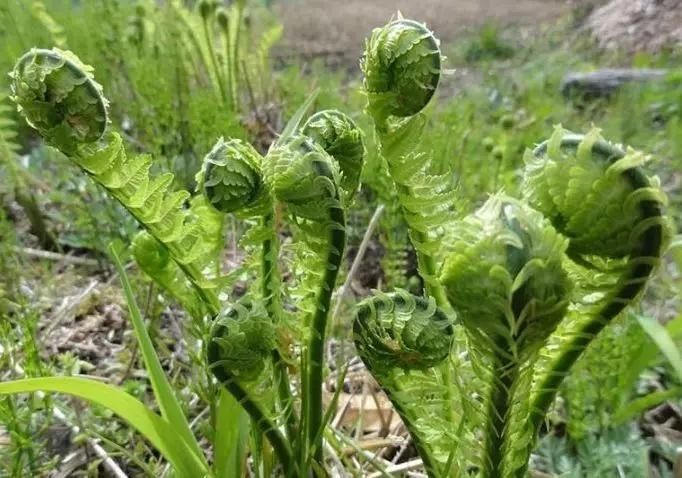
[273,0,574,65]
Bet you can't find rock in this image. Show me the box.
[561,68,668,99]
[587,0,682,53]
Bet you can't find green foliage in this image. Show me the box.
[534,426,657,478]
[353,290,456,476]
[464,22,515,63]
[301,110,366,201]
[208,300,276,382]
[1,7,681,477]
[523,127,665,258]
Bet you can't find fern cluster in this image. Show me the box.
[3,15,673,478]
[9,47,369,477]
[356,16,670,478]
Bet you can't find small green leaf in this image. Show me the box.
[614,387,682,424]
[636,314,682,382]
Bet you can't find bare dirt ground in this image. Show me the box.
[273,0,574,62]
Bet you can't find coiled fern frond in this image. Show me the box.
[511,127,670,477]
[362,17,441,125]
[440,195,571,361]
[207,300,276,383]
[301,109,365,202]
[523,126,667,259]
[264,134,342,222]
[439,195,572,477]
[206,299,296,472]
[10,48,108,152]
[197,136,268,214]
[10,48,224,311]
[353,290,456,476]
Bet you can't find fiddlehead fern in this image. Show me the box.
[362,18,441,127]
[518,127,669,476]
[207,301,296,474]
[10,48,224,312]
[440,196,571,361]
[10,48,108,153]
[197,136,267,214]
[264,133,349,469]
[440,195,571,477]
[353,290,455,476]
[301,110,365,202]
[197,133,298,443]
[264,134,342,221]
[361,18,455,310]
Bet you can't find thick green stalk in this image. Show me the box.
[304,194,346,472]
[369,368,441,478]
[261,212,297,440]
[482,356,518,478]
[209,364,295,476]
[409,227,450,308]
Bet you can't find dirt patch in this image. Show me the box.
[588,0,682,52]
[274,0,572,64]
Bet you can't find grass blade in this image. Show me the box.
[214,389,250,478]
[636,314,682,382]
[0,377,208,477]
[110,245,207,466]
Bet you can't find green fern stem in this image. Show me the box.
[482,356,519,478]
[217,12,235,111]
[523,140,666,477]
[173,6,212,87]
[71,163,222,315]
[231,1,244,107]
[391,171,450,311]
[207,352,296,476]
[261,212,297,440]
[303,175,346,471]
[409,226,449,308]
[202,16,228,104]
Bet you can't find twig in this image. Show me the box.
[331,205,384,325]
[367,458,424,478]
[14,246,100,267]
[43,280,100,337]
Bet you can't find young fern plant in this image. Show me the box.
[3,46,366,477]
[356,17,670,478]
